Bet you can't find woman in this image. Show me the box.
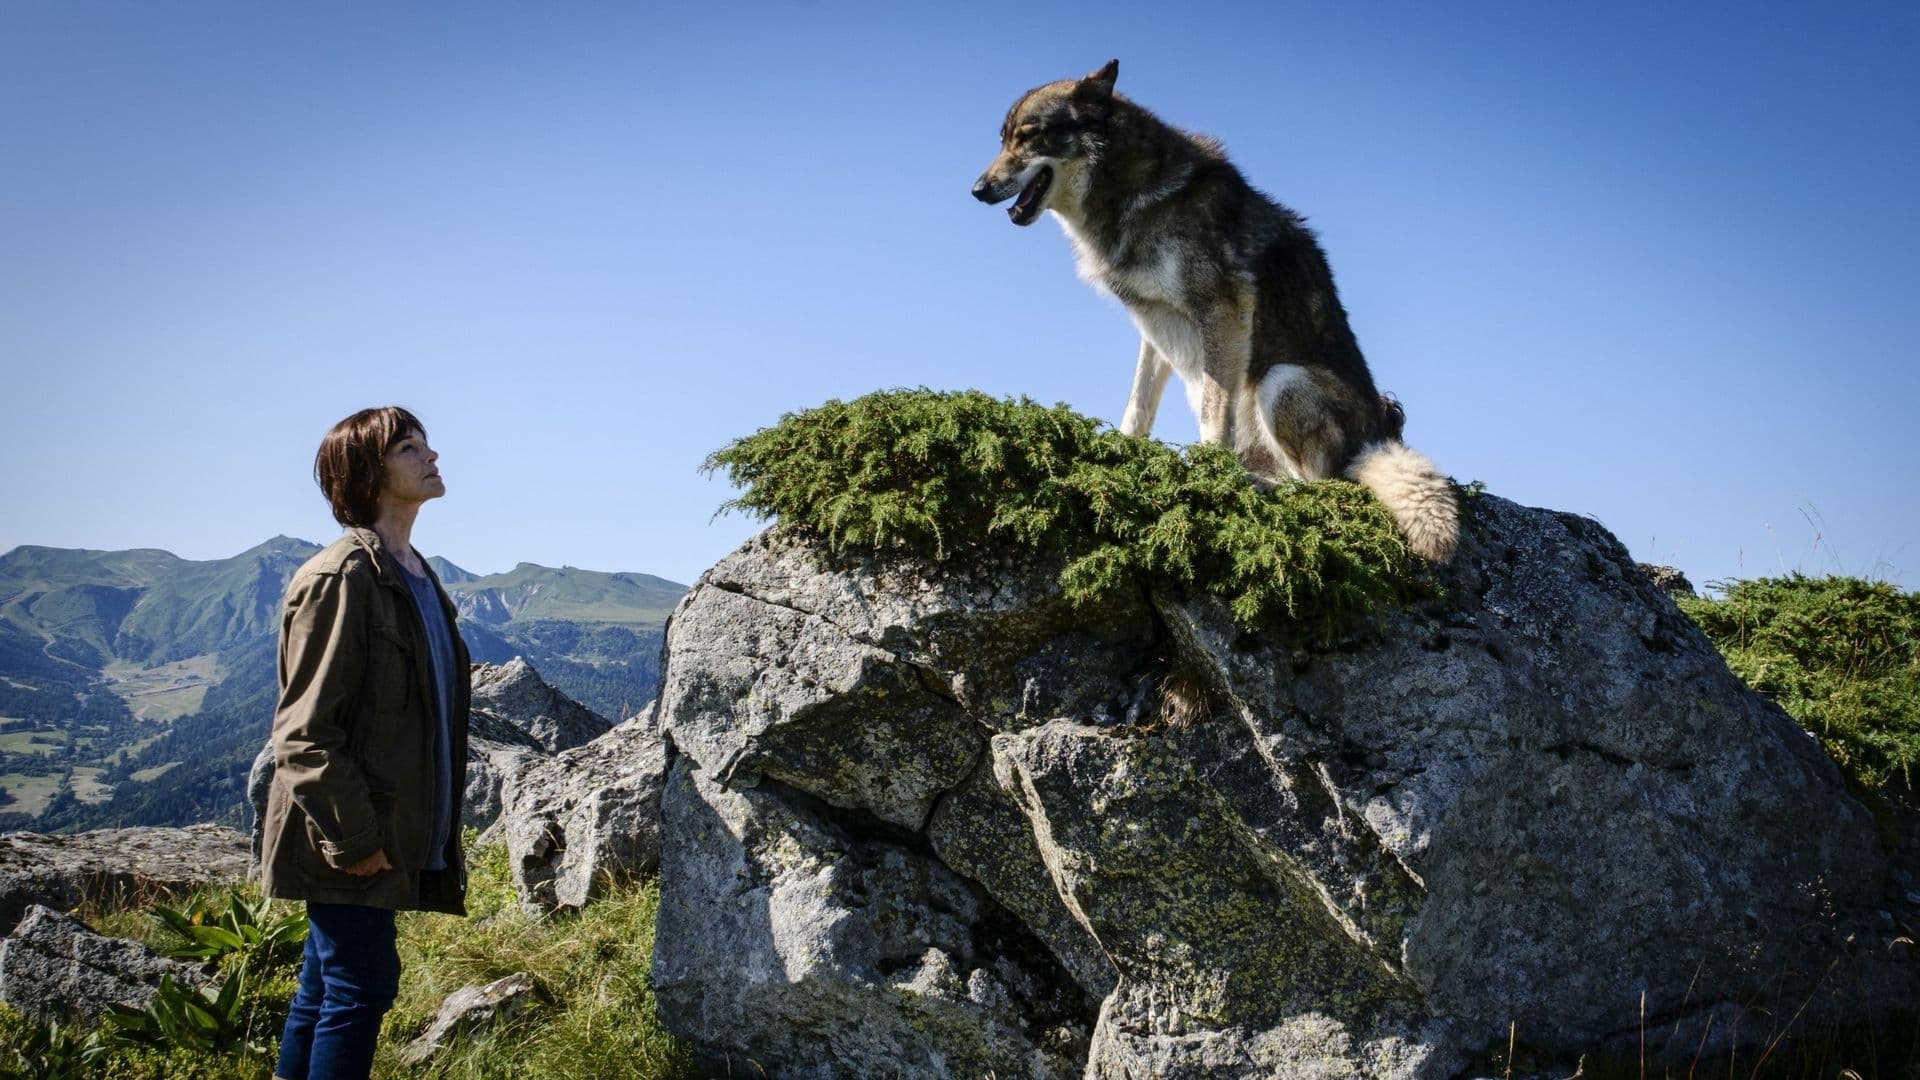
[260,406,470,1080]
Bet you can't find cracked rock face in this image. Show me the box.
[650,496,1905,1077]
[497,705,666,915]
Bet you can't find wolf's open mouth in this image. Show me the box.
[1009,166,1053,226]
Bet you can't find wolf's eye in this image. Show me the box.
[1015,124,1039,141]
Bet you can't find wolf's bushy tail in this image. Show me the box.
[1346,442,1459,563]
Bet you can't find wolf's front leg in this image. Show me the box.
[1196,303,1252,446]
[1195,375,1237,446]
[1119,338,1171,437]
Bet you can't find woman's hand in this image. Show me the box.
[344,849,393,877]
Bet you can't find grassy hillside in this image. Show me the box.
[0,545,181,589]
[109,538,318,665]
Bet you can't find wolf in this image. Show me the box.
[971,60,1459,562]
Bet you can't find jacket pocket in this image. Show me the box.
[301,815,384,889]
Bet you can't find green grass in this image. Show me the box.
[1679,574,1920,801]
[68,766,111,805]
[1477,1011,1920,1080]
[104,732,165,766]
[8,841,696,1079]
[445,567,684,628]
[101,655,220,722]
[373,841,697,1078]
[0,772,63,816]
[705,388,1429,634]
[0,730,68,755]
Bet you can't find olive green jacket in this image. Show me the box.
[258,528,468,914]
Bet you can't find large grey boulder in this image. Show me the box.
[0,825,250,937]
[653,757,1092,1079]
[497,706,666,915]
[246,741,275,866]
[650,496,1913,1078]
[0,905,212,1024]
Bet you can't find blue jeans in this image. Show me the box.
[275,902,400,1080]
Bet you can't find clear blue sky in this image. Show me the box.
[3,2,1915,590]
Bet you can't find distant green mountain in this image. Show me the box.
[0,538,317,673]
[0,539,686,832]
[447,563,684,627]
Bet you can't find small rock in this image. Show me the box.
[400,971,539,1066]
[1637,563,1695,596]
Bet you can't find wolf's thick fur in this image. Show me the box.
[972,60,1458,562]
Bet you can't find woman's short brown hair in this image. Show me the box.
[314,406,427,528]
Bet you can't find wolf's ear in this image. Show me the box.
[1072,59,1119,118]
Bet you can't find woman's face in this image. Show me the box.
[378,428,444,509]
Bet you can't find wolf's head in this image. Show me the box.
[971,59,1118,226]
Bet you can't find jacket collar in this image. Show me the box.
[346,527,410,587]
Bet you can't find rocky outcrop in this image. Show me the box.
[0,905,212,1024]
[498,707,666,915]
[246,742,275,866]
[465,658,615,835]
[470,658,612,753]
[655,761,1093,1078]
[649,495,1912,1078]
[0,825,250,936]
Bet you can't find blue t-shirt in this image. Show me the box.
[401,562,457,871]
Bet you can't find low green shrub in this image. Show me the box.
[705,388,1427,633]
[1679,574,1920,798]
[1,885,303,1079]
